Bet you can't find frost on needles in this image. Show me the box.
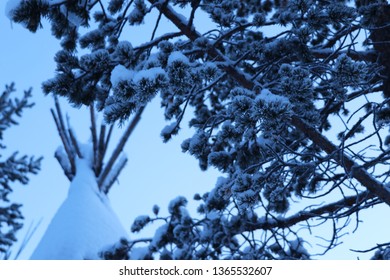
[8,0,390,259]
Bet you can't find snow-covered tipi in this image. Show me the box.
[30,98,133,259]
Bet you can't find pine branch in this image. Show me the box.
[237,191,375,234]
[0,86,33,138]
[147,0,256,90]
[350,242,390,253]
[290,115,390,206]
[149,0,390,207]
[134,32,182,52]
[98,106,145,190]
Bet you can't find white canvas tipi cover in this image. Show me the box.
[30,99,133,259]
[30,147,128,259]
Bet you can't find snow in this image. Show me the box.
[131,215,150,233]
[167,51,189,66]
[256,135,272,148]
[288,238,309,257]
[161,121,177,136]
[257,88,289,104]
[168,196,187,214]
[110,64,134,87]
[166,5,189,26]
[60,5,84,27]
[5,0,22,20]
[133,67,166,84]
[150,224,168,249]
[54,146,72,174]
[30,145,128,259]
[129,246,149,259]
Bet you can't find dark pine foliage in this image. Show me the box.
[9,0,390,259]
[0,83,41,259]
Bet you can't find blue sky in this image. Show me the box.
[1,1,390,260]
[0,2,220,259]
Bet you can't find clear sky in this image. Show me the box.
[1,1,389,260]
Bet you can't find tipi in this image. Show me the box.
[30,98,135,259]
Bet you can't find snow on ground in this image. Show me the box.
[30,145,128,260]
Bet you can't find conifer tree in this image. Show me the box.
[8,0,390,259]
[0,83,41,259]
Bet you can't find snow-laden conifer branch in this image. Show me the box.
[11,0,390,259]
[290,115,390,206]
[236,191,376,233]
[149,0,390,207]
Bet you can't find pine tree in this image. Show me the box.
[8,0,390,259]
[0,83,41,259]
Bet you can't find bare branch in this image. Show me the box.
[290,115,390,206]
[238,191,375,234]
[351,242,390,253]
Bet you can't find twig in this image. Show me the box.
[350,242,390,253]
[236,191,374,234]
